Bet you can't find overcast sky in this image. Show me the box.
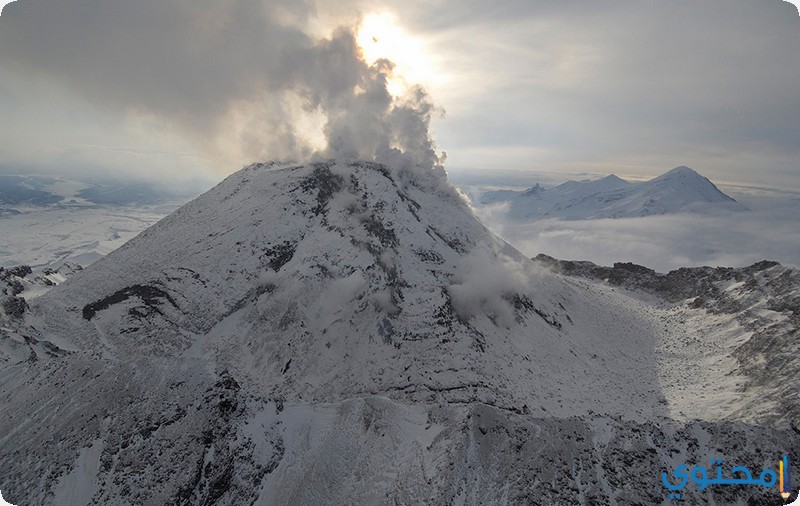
[0,0,798,188]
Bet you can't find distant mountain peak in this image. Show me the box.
[664,165,699,176]
[653,165,706,181]
[523,183,544,195]
[645,165,739,205]
[482,165,744,220]
[599,173,628,183]
[588,173,631,191]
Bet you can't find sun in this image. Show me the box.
[356,12,436,95]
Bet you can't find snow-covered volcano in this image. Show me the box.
[0,161,796,505]
[17,160,666,417]
[480,165,746,220]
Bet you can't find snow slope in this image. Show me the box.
[0,202,184,270]
[0,161,796,505]
[0,173,196,269]
[534,254,800,427]
[480,166,747,220]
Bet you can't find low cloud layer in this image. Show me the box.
[476,188,800,272]
[0,0,443,180]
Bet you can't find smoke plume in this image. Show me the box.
[0,0,445,178]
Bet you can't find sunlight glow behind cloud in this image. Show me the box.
[356,12,438,96]
[0,0,798,188]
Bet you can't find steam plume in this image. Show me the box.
[0,0,445,178]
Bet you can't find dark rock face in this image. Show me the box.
[533,254,791,313]
[1,296,27,318]
[301,162,345,216]
[0,265,35,318]
[261,242,296,272]
[1,265,33,280]
[82,284,178,321]
[6,279,24,296]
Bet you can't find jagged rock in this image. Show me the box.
[1,296,27,318]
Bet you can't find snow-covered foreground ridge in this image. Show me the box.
[533,254,800,428]
[0,161,797,505]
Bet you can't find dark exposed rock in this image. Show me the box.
[533,254,792,312]
[82,284,178,320]
[414,248,444,264]
[2,296,28,318]
[7,279,24,296]
[301,162,345,215]
[361,214,399,248]
[1,265,32,279]
[261,241,296,272]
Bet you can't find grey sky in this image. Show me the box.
[0,0,798,188]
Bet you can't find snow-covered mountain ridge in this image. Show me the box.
[479,166,746,220]
[0,161,797,505]
[534,254,800,427]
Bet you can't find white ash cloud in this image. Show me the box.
[0,0,444,177]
